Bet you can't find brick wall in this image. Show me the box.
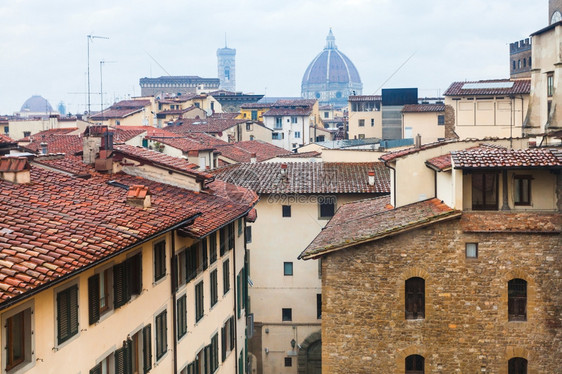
[321,215,561,373]
[444,104,458,139]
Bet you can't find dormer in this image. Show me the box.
[0,157,31,184]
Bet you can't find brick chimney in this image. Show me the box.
[126,185,151,208]
[0,157,31,184]
[250,153,257,163]
[280,163,288,176]
[83,126,114,168]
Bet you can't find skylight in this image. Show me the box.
[462,82,514,90]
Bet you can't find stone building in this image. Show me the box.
[301,30,363,109]
[509,39,532,79]
[299,141,561,373]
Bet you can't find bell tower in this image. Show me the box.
[217,36,236,92]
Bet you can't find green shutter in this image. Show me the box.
[88,274,100,324]
[143,325,152,373]
[57,285,78,345]
[90,363,102,374]
[114,261,130,309]
[237,273,241,318]
[128,254,142,296]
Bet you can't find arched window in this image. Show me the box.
[405,277,425,319]
[512,60,516,70]
[508,357,527,374]
[508,279,527,321]
[405,354,424,374]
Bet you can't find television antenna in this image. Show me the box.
[87,34,109,115]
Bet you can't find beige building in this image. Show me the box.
[526,20,562,134]
[8,115,89,141]
[213,162,389,374]
[347,95,382,140]
[300,142,561,373]
[443,79,530,140]
[402,104,447,143]
[90,98,157,127]
[0,128,256,374]
[167,117,272,144]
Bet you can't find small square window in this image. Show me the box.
[284,262,293,276]
[438,114,445,125]
[284,357,292,367]
[282,308,292,321]
[282,205,291,217]
[465,243,478,258]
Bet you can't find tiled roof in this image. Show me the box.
[183,132,230,148]
[299,198,461,259]
[348,95,381,102]
[216,140,291,163]
[90,108,143,120]
[443,79,530,96]
[113,144,213,179]
[211,113,239,120]
[213,162,389,194]
[146,137,214,152]
[0,135,15,144]
[451,148,562,169]
[166,118,248,134]
[0,162,255,304]
[461,212,561,233]
[275,99,316,107]
[23,135,82,155]
[402,104,445,113]
[263,108,312,117]
[278,151,322,158]
[425,153,453,171]
[19,127,78,142]
[33,155,94,177]
[240,103,274,109]
[0,157,30,172]
[113,127,147,142]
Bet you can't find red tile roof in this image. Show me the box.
[33,155,94,177]
[299,198,461,259]
[216,140,291,163]
[0,135,15,144]
[166,118,249,134]
[113,127,148,142]
[90,100,152,120]
[380,139,460,162]
[425,153,453,171]
[240,103,274,109]
[23,135,82,155]
[0,163,256,305]
[263,108,312,117]
[402,104,445,113]
[213,162,389,194]
[0,157,30,172]
[444,79,530,96]
[19,127,78,142]
[146,136,215,152]
[451,148,562,169]
[278,151,322,158]
[113,144,213,179]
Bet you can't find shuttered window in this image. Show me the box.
[115,339,132,374]
[154,241,166,282]
[222,260,230,295]
[209,233,217,264]
[113,261,130,309]
[57,284,79,345]
[210,333,219,373]
[202,240,208,271]
[228,223,235,251]
[219,227,227,256]
[195,281,204,322]
[187,244,198,282]
[210,270,218,307]
[89,362,102,374]
[155,310,167,361]
[177,295,187,339]
[88,274,101,325]
[143,325,152,373]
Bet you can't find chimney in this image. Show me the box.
[0,157,31,184]
[415,134,422,148]
[40,142,48,155]
[250,153,257,163]
[83,126,114,171]
[280,163,288,176]
[368,170,375,186]
[126,185,151,208]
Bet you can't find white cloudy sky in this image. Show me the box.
[0,0,548,115]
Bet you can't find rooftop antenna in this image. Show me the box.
[373,51,416,94]
[100,60,116,120]
[87,34,109,116]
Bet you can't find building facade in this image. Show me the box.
[347,95,382,140]
[139,76,220,97]
[300,142,561,373]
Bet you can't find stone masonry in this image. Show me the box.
[321,214,561,373]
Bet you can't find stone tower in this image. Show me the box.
[217,41,236,92]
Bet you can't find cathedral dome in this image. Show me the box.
[20,95,53,113]
[301,30,362,107]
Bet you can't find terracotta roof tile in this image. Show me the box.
[166,118,249,134]
[263,108,312,117]
[146,136,215,152]
[0,157,256,304]
[451,148,562,169]
[402,104,445,113]
[425,153,452,171]
[23,135,82,154]
[216,140,291,163]
[300,198,461,259]
[444,79,530,96]
[113,144,213,179]
[0,157,30,172]
[0,135,15,144]
[213,162,389,194]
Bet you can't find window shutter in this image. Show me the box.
[229,316,235,351]
[237,273,241,318]
[143,325,152,373]
[90,363,102,374]
[202,240,208,271]
[128,254,142,296]
[221,326,226,362]
[115,343,126,374]
[57,288,69,344]
[69,285,79,337]
[204,345,211,374]
[88,274,100,324]
[114,262,130,309]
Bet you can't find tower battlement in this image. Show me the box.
[510,38,532,54]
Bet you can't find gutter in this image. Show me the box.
[0,213,201,312]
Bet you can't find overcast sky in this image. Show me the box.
[0,0,548,115]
